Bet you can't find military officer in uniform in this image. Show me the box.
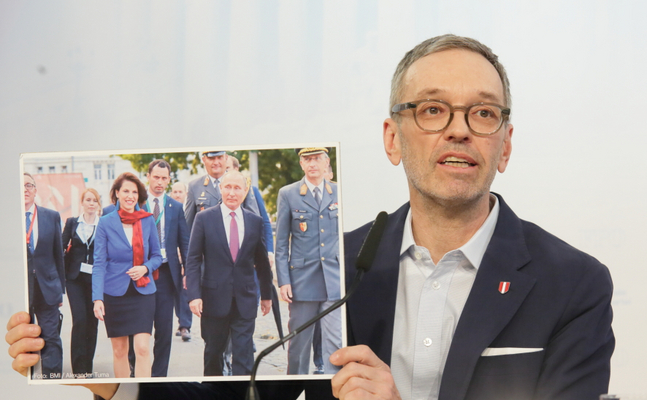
[275,147,341,375]
[185,151,229,229]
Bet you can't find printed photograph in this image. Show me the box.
[20,143,343,384]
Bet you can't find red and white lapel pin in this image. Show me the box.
[498,281,510,294]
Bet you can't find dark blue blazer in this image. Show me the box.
[185,206,272,320]
[135,194,614,400]
[142,195,189,293]
[29,206,65,306]
[343,194,614,400]
[92,211,162,301]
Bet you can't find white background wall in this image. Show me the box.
[1,0,645,398]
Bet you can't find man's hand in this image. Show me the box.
[190,299,203,317]
[330,345,402,400]
[280,284,292,303]
[260,299,271,316]
[93,300,105,321]
[5,311,42,376]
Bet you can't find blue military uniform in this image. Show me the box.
[275,176,341,374]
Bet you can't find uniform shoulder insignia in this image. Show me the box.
[325,183,332,194]
[203,176,210,186]
[300,183,308,195]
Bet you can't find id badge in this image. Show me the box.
[160,248,167,259]
[80,262,93,274]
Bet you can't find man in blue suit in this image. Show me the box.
[276,147,342,375]
[23,173,64,379]
[128,160,190,377]
[185,170,273,376]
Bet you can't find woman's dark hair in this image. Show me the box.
[109,172,148,208]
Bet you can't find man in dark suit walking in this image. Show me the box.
[185,170,273,376]
[23,172,65,379]
[128,159,190,377]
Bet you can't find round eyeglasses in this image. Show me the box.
[391,99,511,136]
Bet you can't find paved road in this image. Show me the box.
[54,283,324,381]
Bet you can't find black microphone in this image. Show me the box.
[246,211,388,400]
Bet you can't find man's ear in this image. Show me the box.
[383,118,402,166]
[497,123,513,173]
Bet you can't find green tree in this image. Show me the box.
[119,152,201,187]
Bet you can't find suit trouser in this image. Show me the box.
[32,279,63,379]
[312,320,323,368]
[66,272,98,375]
[174,286,192,330]
[129,263,176,377]
[287,300,342,375]
[201,297,255,376]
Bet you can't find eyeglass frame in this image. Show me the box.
[391,99,511,136]
[24,183,36,190]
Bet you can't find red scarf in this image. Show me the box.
[118,208,157,287]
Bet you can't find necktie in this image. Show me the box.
[26,212,34,252]
[314,187,322,207]
[229,212,239,262]
[153,198,161,240]
[214,179,221,202]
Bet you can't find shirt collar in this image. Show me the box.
[220,203,243,219]
[400,194,500,270]
[26,204,35,214]
[304,177,324,194]
[77,213,98,226]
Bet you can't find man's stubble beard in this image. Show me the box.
[398,129,500,212]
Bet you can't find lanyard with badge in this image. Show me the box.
[26,205,37,248]
[79,222,96,274]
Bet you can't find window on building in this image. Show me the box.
[37,166,43,173]
[107,164,115,180]
[49,166,55,173]
[61,165,68,173]
[94,163,102,180]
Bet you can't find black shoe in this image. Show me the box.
[180,327,191,342]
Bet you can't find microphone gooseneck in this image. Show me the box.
[246,211,388,400]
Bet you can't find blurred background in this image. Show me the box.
[1,0,646,398]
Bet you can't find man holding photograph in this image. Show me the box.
[7,34,614,400]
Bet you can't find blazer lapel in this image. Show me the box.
[439,195,536,400]
[299,178,319,212]
[347,203,408,365]
[213,208,232,263]
[109,211,132,249]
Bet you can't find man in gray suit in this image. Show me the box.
[185,150,229,229]
[276,147,341,375]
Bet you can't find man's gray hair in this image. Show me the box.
[390,34,511,120]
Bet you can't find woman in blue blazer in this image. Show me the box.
[92,173,162,378]
[62,188,102,377]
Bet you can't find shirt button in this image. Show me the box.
[423,338,432,347]
[414,252,422,260]
[432,281,440,290]
[300,215,304,219]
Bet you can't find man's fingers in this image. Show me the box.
[8,336,44,359]
[330,345,387,369]
[6,311,30,332]
[5,320,40,346]
[331,360,400,400]
[12,352,41,377]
